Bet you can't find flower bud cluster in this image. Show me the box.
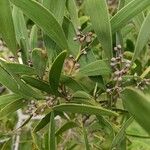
[136,78,150,90]
[110,45,131,81]
[107,45,131,105]
[45,95,56,107]
[73,28,93,55]
[73,27,93,44]
[25,100,37,115]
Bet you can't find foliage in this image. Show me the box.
[0,0,150,149]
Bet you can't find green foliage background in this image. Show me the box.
[0,0,150,149]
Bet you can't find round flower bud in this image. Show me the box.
[114,47,118,51]
[117,45,122,49]
[106,89,111,93]
[83,51,87,55]
[114,70,120,76]
[110,62,116,67]
[125,63,130,68]
[118,76,122,81]
[111,57,116,62]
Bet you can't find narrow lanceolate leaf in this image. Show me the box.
[86,0,112,60]
[49,50,67,95]
[132,13,150,62]
[32,49,48,78]
[83,126,90,150]
[53,104,118,116]
[63,17,80,57]
[33,112,52,132]
[0,66,19,93]
[121,87,150,135]
[29,25,38,50]
[111,117,134,149]
[0,60,43,99]
[55,122,78,137]
[66,0,80,29]
[0,0,17,56]
[43,0,66,25]
[60,75,85,92]
[111,0,150,33]
[72,91,97,105]
[20,38,29,64]
[4,63,36,75]
[12,6,30,53]
[11,0,68,50]
[78,60,111,77]
[22,76,52,94]
[48,111,56,150]
[0,99,27,119]
[42,0,66,63]
[0,94,22,106]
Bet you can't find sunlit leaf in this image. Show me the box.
[0,0,17,56]
[48,111,56,150]
[133,13,150,62]
[0,94,22,106]
[49,50,67,95]
[78,60,111,77]
[0,99,27,119]
[53,104,118,116]
[86,0,112,60]
[22,75,52,94]
[11,0,68,50]
[111,0,150,32]
[32,48,48,78]
[121,87,150,135]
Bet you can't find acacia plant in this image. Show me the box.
[0,0,150,149]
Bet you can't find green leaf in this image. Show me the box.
[53,104,118,116]
[29,25,38,50]
[32,48,48,78]
[0,66,19,93]
[43,0,66,25]
[11,0,68,50]
[121,87,150,135]
[33,112,52,132]
[55,121,78,137]
[72,91,97,105]
[60,75,85,92]
[86,0,112,60]
[83,126,90,150]
[14,77,43,100]
[49,50,67,95]
[48,111,56,150]
[31,133,41,150]
[0,94,22,106]
[132,13,150,62]
[0,99,27,119]
[97,116,115,136]
[111,117,134,149]
[12,5,30,61]
[111,0,150,33]
[78,60,111,77]
[42,0,66,63]
[133,13,145,31]
[0,60,43,99]
[79,48,97,68]
[22,75,52,94]
[20,38,29,64]
[62,17,80,57]
[33,111,62,132]
[4,63,36,75]
[66,0,80,29]
[0,0,17,56]
[12,6,29,46]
